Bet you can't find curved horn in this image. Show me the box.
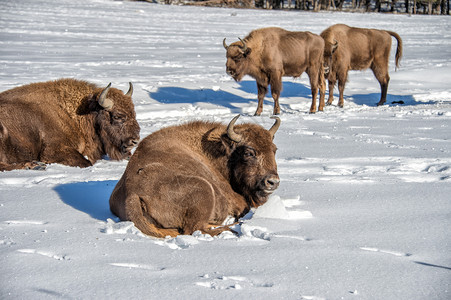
[238,37,247,52]
[227,114,243,143]
[98,83,114,110]
[125,82,133,97]
[223,38,228,50]
[332,39,339,51]
[268,116,281,139]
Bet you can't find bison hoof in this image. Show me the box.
[377,102,386,106]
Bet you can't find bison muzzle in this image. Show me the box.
[109,115,281,238]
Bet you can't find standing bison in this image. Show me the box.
[109,115,281,238]
[0,78,140,171]
[320,24,403,108]
[223,27,326,115]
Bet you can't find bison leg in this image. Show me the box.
[269,73,282,115]
[337,70,348,108]
[255,82,268,116]
[318,70,326,111]
[326,78,335,106]
[372,66,390,106]
[0,161,45,171]
[41,147,92,168]
[307,68,321,113]
[124,194,180,238]
[201,224,237,236]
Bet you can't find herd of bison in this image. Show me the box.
[0,24,402,238]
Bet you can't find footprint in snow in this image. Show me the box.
[17,249,70,261]
[109,263,165,271]
[360,247,412,257]
[5,220,48,225]
[195,274,273,290]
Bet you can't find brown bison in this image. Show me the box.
[109,115,280,238]
[223,27,326,115]
[320,24,403,108]
[0,78,140,171]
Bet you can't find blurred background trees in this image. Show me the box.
[166,0,450,14]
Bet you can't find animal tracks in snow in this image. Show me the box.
[195,274,273,290]
[17,249,70,261]
[4,220,48,225]
[360,247,412,257]
[278,157,451,183]
[109,263,165,271]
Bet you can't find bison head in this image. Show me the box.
[93,83,140,161]
[223,38,252,82]
[222,115,280,208]
[323,39,339,76]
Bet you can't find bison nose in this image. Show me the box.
[130,139,139,146]
[263,174,280,192]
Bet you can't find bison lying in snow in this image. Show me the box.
[109,115,281,238]
[0,78,140,171]
[223,27,326,115]
[320,24,403,108]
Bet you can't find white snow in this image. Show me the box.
[1,0,450,299]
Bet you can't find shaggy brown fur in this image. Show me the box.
[320,24,403,108]
[0,78,140,171]
[109,115,280,238]
[224,27,326,115]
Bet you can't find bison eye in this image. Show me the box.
[233,54,244,61]
[111,113,125,124]
[243,148,256,158]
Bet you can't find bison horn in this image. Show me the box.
[223,38,228,50]
[227,114,243,143]
[332,39,339,51]
[268,116,281,139]
[98,83,114,110]
[125,82,133,97]
[238,38,247,52]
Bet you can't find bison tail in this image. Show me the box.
[125,194,179,238]
[387,31,403,71]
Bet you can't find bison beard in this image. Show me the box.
[109,115,280,238]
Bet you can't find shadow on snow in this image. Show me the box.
[54,180,117,221]
[348,92,419,107]
[149,80,423,111]
[148,80,313,112]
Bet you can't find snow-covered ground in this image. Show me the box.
[1,0,450,299]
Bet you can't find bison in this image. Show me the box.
[223,27,326,115]
[0,78,140,171]
[320,24,403,108]
[109,115,281,238]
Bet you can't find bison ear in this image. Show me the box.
[244,47,252,57]
[220,134,237,156]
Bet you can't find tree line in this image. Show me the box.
[166,0,450,14]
